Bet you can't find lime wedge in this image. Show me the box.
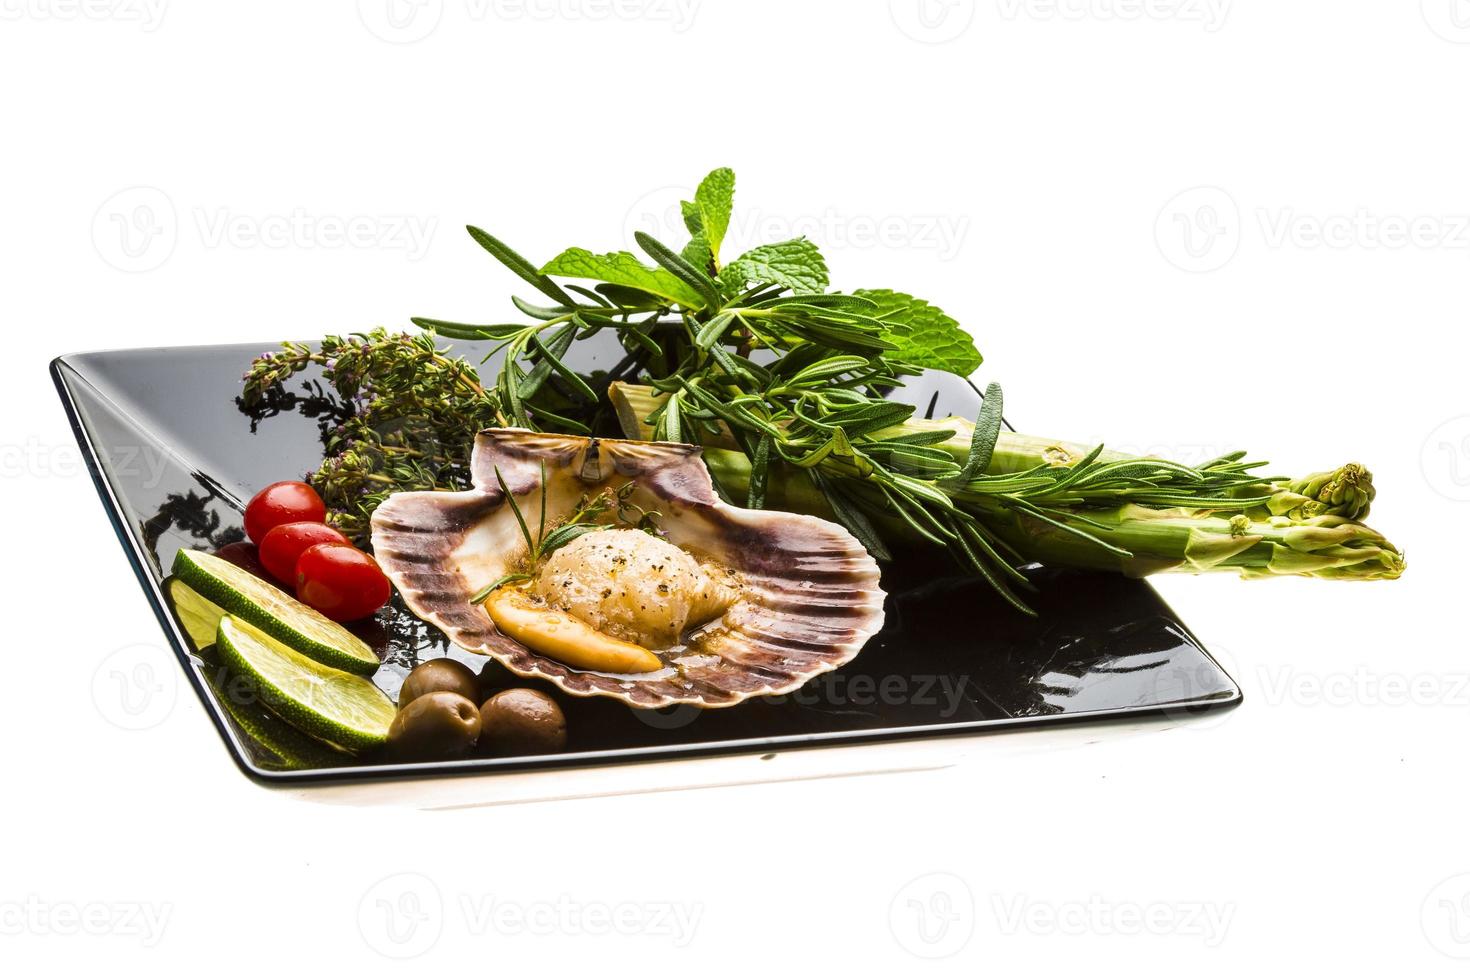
[166,577,227,652]
[199,656,351,770]
[216,616,395,752]
[172,549,379,675]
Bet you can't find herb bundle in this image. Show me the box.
[245,169,1403,614]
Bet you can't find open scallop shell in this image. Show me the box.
[370,429,886,708]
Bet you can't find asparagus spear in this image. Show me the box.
[609,382,1404,588]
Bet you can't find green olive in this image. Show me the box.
[386,691,481,761]
[398,658,479,708]
[479,688,567,756]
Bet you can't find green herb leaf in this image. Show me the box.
[688,168,734,266]
[634,231,722,309]
[853,288,981,376]
[722,238,830,294]
[944,383,1003,488]
[466,226,574,306]
[541,248,707,309]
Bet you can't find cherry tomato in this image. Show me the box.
[258,521,350,584]
[295,543,391,622]
[244,481,325,544]
[213,541,273,582]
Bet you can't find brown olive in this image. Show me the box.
[479,688,567,756]
[386,691,481,761]
[399,658,479,708]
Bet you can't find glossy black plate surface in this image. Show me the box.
[53,340,1240,784]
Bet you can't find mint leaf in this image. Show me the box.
[722,238,830,294]
[681,233,712,272]
[541,248,706,309]
[680,199,703,237]
[853,288,982,376]
[687,168,734,265]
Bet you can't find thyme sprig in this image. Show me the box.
[241,330,505,544]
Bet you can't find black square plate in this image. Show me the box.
[53,340,1240,784]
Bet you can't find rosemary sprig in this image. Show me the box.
[469,465,664,604]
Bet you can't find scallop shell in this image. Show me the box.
[370,429,886,708]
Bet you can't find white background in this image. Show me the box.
[3,0,1468,974]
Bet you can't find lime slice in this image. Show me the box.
[199,656,351,770]
[172,549,379,675]
[216,616,395,753]
[166,577,227,652]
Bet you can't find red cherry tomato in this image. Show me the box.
[295,543,391,622]
[244,481,325,544]
[258,522,350,584]
[213,541,272,582]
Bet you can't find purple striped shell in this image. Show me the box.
[370,430,886,708]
